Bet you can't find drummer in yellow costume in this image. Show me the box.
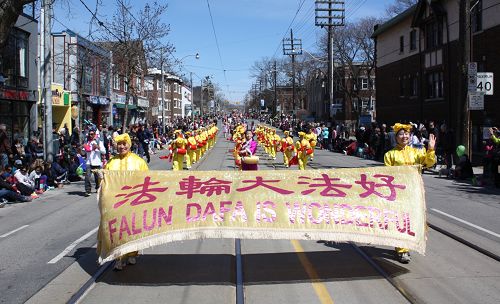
[171,130,188,171]
[207,127,214,149]
[102,133,148,270]
[281,130,295,168]
[270,129,280,160]
[194,129,202,161]
[384,123,436,263]
[295,131,312,170]
[185,131,196,169]
[201,128,208,156]
[306,127,318,161]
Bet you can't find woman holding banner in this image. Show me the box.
[384,123,436,263]
[102,133,148,270]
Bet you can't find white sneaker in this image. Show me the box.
[398,252,411,263]
[127,256,136,265]
[114,260,124,271]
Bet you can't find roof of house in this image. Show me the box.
[371,5,417,38]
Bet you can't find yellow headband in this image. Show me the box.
[393,123,412,134]
[114,133,132,147]
[284,130,290,135]
[298,131,305,137]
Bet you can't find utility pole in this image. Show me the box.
[315,0,345,120]
[160,61,165,134]
[283,29,302,114]
[41,0,53,163]
[459,0,471,156]
[190,71,194,121]
[273,60,277,117]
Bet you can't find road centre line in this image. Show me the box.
[0,225,29,238]
[48,227,99,264]
[290,240,334,304]
[431,208,500,238]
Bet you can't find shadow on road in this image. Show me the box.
[83,248,410,287]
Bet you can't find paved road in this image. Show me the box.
[2,124,500,304]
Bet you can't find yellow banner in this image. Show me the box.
[97,166,426,263]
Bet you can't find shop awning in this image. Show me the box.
[114,103,137,110]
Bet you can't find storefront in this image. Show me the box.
[0,88,36,145]
[113,93,137,129]
[137,96,149,124]
[50,84,72,134]
[83,95,110,128]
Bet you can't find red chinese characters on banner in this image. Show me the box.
[176,176,232,199]
[298,174,352,197]
[355,174,406,201]
[236,176,294,195]
[113,176,169,209]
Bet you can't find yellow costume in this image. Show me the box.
[384,123,436,261]
[171,131,188,171]
[281,131,295,168]
[185,131,196,169]
[101,133,148,269]
[306,131,317,161]
[295,132,311,170]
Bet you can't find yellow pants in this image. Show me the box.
[185,152,192,169]
[270,146,276,159]
[196,148,202,161]
[283,151,293,167]
[173,154,184,171]
[298,155,308,170]
[188,150,197,164]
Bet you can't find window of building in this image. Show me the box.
[399,36,404,53]
[99,71,107,96]
[0,28,29,88]
[399,76,406,97]
[358,77,369,90]
[425,20,443,50]
[426,71,443,99]
[124,77,128,92]
[410,75,418,96]
[166,82,171,92]
[113,74,119,90]
[410,29,417,51]
[370,77,376,90]
[471,0,482,33]
[136,76,141,92]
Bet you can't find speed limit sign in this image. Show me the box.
[477,72,493,95]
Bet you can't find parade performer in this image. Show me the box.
[185,131,195,169]
[281,130,295,168]
[239,130,258,171]
[306,127,318,161]
[384,123,436,263]
[271,129,280,160]
[102,133,148,270]
[195,129,203,161]
[295,131,312,170]
[171,130,188,171]
[200,128,208,156]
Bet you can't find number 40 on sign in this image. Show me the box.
[477,72,494,95]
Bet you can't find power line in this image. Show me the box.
[271,0,307,59]
[77,0,123,43]
[206,0,227,86]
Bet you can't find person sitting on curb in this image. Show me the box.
[454,145,474,180]
[0,173,33,208]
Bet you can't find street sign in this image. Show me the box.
[468,62,478,92]
[477,72,494,95]
[468,92,484,110]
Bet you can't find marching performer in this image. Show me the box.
[239,130,258,171]
[185,131,197,169]
[384,123,436,263]
[306,127,318,161]
[171,130,188,171]
[295,131,312,170]
[281,130,295,168]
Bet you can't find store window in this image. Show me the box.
[426,71,443,99]
[0,28,29,88]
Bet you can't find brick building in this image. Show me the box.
[373,0,500,150]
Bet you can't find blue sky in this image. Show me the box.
[53,0,392,104]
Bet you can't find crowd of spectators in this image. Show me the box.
[0,115,220,206]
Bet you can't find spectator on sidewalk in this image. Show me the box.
[13,164,36,196]
[489,127,500,187]
[0,124,13,169]
[84,130,106,196]
[454,145,473,180]
[0,175,32,207]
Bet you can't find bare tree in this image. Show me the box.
[385,0,417,18]
[0,0,36,48]
[99,0,172,132]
